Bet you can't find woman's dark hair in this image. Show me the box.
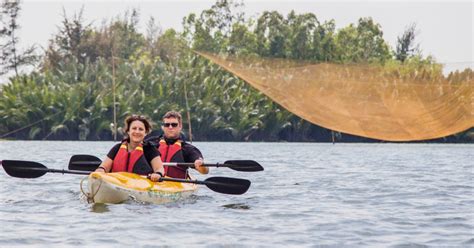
[123,114,152,135]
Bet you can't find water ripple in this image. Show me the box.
[0,141,472,246]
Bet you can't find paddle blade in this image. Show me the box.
[1,160,47,178]
[204,176,251,195]
[223,160,264,172]
[68,154,102,171]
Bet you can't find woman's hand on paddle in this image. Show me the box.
[94,167,106,173]
[94,158,112,173]
[149,172,163,182]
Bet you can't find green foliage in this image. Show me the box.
[395,23,419,62]
[228,22,258,55]
[0,0,38,76]
[335,17,391,63]
[383,55,444,81]
[255,11,287,57]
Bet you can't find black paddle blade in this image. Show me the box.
[223,160,264,172]
[68,154,102,171]
[1,160,47,178]
[204,176,251,195]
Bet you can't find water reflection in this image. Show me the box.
[222,203,250,210]
[90,203,109,213]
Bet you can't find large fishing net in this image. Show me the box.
[197,51,473,141]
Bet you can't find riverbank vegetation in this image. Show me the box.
[0,0,472,142]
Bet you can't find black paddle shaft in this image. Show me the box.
[2,160,89,178]
[68,154,264,172]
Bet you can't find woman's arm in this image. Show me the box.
[149,156,164,181]
[95,143,120,173]
[95,157,113,172]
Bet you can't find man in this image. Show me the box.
[148,111,208,178]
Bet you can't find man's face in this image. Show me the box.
[162,117,182,139]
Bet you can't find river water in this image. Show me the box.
[0,141,472,247]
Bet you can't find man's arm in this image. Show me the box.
[184,144,208,174]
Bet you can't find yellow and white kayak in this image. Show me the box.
[86,172,197,204]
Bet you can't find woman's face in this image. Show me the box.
[128,120,147,143]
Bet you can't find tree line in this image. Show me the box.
[0,0,472,142]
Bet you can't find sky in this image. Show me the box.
[6,0,474,80]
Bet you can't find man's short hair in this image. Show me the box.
[162,111,182,124]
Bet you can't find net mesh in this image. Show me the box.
[197,51,474,141]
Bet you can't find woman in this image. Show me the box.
[94,115,164,182]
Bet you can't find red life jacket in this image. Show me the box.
[158,138,187,178]
[112,142,151,175]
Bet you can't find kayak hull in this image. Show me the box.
[87,172,197,204]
